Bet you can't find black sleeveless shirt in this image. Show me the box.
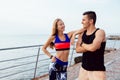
[82,28,106,71]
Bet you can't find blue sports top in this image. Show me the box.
[54,34,70,51]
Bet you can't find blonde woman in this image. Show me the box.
[42,18,85,80]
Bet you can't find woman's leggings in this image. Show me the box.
[49,57,68,80]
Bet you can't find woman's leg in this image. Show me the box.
[56,65,67,80]
[57,71,67,80]
[49,62,57,80]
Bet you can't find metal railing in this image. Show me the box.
[0,44,75,80]
[0,39,119,80]
[0,45,42,79]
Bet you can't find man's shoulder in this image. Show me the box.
[97,28,105,34]
[95,28,105,38]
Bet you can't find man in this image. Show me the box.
[76,11,106,80]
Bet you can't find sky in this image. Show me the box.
[0,0,120,35]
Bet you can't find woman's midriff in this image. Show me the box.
[55,50,69,62]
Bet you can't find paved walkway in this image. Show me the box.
[35,49,120,80]
[105,49,120,80]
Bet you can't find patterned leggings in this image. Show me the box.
[49,59,68,80]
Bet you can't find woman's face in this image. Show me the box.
[57,20,65,32]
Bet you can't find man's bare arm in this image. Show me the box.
[82,29,105,52]
[76,34,87,53]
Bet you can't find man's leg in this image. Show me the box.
[93,71,106,80]
[78,67,89,80]
[88,71,94,80]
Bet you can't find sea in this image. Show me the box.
[0,34,120,80]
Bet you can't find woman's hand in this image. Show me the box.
[51,56,56,62]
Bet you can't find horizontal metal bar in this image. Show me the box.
[0,64,49,79]
[0,55,37,63]
[38,71,48,74]
[0,45,43,51]
[0,59,49,71]
[0,61,35,71]
[37,64,49,68]
[0,54,49,63]
[0,67,35,79]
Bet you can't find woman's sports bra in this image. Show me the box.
[54,34,70,51]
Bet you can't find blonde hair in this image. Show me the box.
[51,18,62,36]
[50,18,62,49]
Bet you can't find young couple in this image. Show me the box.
[42,11,106,80]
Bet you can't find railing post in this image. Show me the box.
[69,43,75,66]
[33,46,41,78]
[113,40,116,49]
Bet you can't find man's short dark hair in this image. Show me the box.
[83,11,96,24]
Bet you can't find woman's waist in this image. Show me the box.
[56,50,69,54]
[55,54,69,62]
[55,57,68,66]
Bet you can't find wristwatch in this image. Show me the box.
[50,55,53,59]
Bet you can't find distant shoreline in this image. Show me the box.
[107,35,120,40]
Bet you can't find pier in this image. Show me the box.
[34,49,120,80]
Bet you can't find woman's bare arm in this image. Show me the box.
[70,28,86,45]
[42,36,55,58]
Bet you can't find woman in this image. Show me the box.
[42,18,85,80]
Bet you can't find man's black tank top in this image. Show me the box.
[82,28,106,71]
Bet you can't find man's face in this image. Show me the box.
[81,15,91,29]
